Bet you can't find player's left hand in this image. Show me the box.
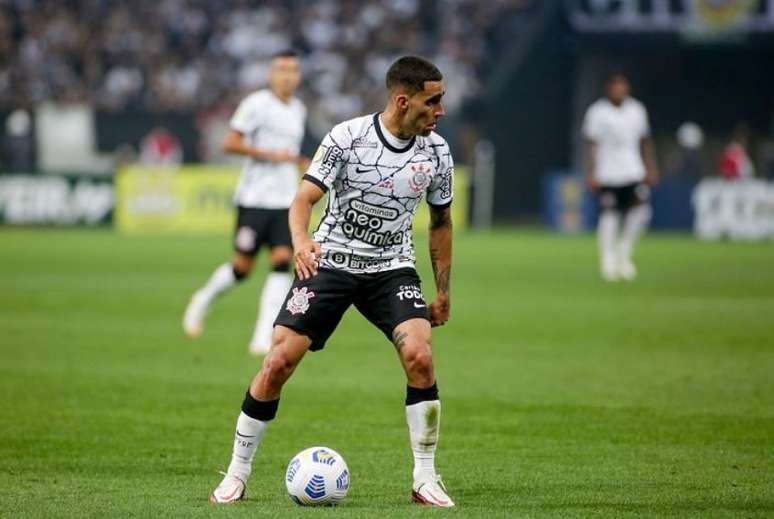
[429,295,450,327]
[646,170,660,186]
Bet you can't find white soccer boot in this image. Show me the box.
[209,472,246,503]
[183,290,209,339]
[600,256,620,282]
[618,259,637,281]
[412,475,455,508]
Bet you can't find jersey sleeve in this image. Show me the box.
[581,104,600,141]
[229,94,263,134]
[302,124,350,192]
[426,142,454,208]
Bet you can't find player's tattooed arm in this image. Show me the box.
[289,181,325,279]
[428,205,452,326]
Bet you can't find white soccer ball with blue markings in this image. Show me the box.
[285,446,349,506]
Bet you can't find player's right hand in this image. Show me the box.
[585,175,600,192]
[293,238,321,280]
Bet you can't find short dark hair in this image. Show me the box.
[385,56,442,94]
[606,71,629,85]
[273,49,299,60]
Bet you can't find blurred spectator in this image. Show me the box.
[719,124,755,181]
[0,0,532,130]
[1,109,35,171]
[139,127,182,167]
[668,121,706,178]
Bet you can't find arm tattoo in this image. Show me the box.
[392,330,408,352]
[429,207,452,230]
[429,247,450,295]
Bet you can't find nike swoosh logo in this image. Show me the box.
[413,303,427,308]
[236,431,255,438]
[356,167,375,173]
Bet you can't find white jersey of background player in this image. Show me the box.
[183,51,308,355]
[582,73,659,281]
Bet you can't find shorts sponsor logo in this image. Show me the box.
[396,284,423,302]
[286,287,315,315]
[235,226,256,251]
[600,192,617,209]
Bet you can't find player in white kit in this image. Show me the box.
[582,73,659,281]
[183,51,308,354]
[209,56,455,507]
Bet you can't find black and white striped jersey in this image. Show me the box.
[303,113,454,274]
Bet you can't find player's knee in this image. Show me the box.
[262,349,295,383]
[232,257,254,280]
[271,261,291,273]
[403,342,434,378]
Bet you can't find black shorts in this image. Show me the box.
[274,267,430,351]
[233,207,291,256]
[597,182,650,213]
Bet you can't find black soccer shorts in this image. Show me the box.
[233,207,292,256]
[597,182,650,213]
[274,267,430,351]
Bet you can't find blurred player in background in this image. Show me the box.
[209,56,456,507]
[183,50,308,355]
[583,73,659,281]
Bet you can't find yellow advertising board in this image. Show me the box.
[116,165,467,234]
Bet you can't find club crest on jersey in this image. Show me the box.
[286,287,315,315]
[409,164,432,193]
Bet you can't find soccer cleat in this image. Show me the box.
[209,472,246,504]
[183,291,209,338]
[618,259,637,281]
[412,475,455,508]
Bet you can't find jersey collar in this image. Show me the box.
[374,113,415,153]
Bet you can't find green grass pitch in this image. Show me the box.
[1,228,772,518]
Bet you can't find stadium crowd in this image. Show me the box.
[0,0,532,130]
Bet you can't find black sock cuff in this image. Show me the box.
[241,391,280,421]
[272,261,291,273]
[232,266,248,281]
[405,383,439,406]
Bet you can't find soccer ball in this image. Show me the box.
[285,446,349,506]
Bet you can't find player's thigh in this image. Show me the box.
[274,268,357,352]
[231,251,255,273]
[392,318,434,378]
[354,268,430,344]
[269,246,293,267]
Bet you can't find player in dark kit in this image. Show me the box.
[210,56,456,507]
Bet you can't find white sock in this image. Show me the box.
[619,205,652,263]
[226,412,270,481]
[199,263,237,304]
[597,210,620,276]
[406,400,440,483]
[250,272,292,349]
